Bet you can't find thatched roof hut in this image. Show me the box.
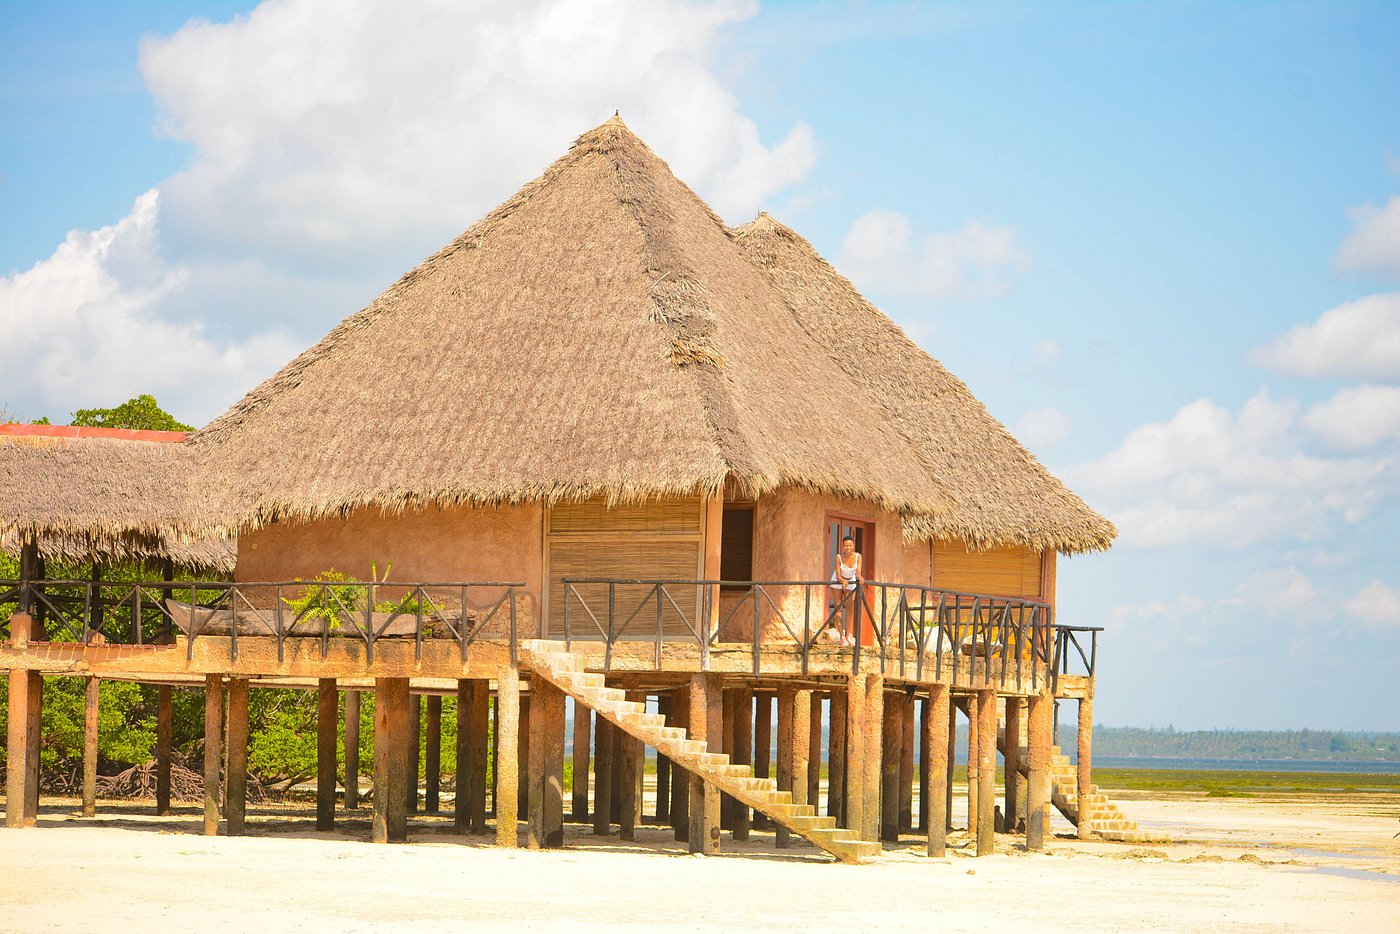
[194,116,1113,554]
[0,425,233,574]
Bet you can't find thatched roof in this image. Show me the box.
[0,426,232,571]
[194,116,1113,553]
[732,215,1116,553]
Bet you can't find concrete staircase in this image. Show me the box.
[520,641,881,864]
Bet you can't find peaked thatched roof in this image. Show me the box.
[194,116,1113,553]
[731,215,1116,553]
[0,427,232,571]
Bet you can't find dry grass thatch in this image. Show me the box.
[0,431,233,569]
[188,115,1112,553]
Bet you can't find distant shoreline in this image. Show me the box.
[1091,755,1400,774]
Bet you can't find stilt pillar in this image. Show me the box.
[592,714,614,835]
[945,696,957,833]
[843,677,863,836]
[373,677,410,843]
[82,676,99,817]
[407,693,422,815]
[456,679,489,834]
[880,689,901,842]
[1026,693,1053,851]
[966,697,979,836]
[494,667,520,847]
[720,690,736,830]
[752,692,771,830]
[670,687,689,842]
[316,678,337,830]
[5,615,42,828]
[828,689,846,824]
[1004,696,1023,833]
[732,687,753,842]
[925,685,950,857]
[155,685,172,816]
[807,692,822,812]
[917,697,929,833]
[425,695,442,813]
[517,695,530,820]
[202,674,222,836]
[899,690,915,834]
[344,690,361,809]
[687,672,721,855]
[225,678,250,836]
[1077,695,1094,839]
[571,703,592,822]
[775,685,796,848]
[860,673,885,844]
[975,690,996,856]
[528,680,565,848]
[654,697,670,823]
[619,691,644,841]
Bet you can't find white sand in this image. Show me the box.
[1,793,1395,933]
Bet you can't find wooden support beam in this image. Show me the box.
[1004,696,1023,833]
[861,673,884,844]
[793,689,812,827]
[225,678,250,836]
[571,702,591,822]
[316,678,337,831]
[899,690,915,835]
[966,696,978,836]
[155,685,172,816]
[654,696,670,823]
[671,686,689,842]
[752,691,771,830]
[592,714,614,835]
[425,695,442,813]
[945,695,957,834]
[82,676,99,817]
[619,691,644,841]
[373,677,410,843]
[917,697,929,834]
[407,693,422,815]
[344,690,361,809]
[976,690,997,856]
[5,618,42,828]
[828,689,846,824]
[806,692,822,813]
[202,673,222,836]
[517,696,530,821]
[844,677,865,836]
[528,679,567,849]
[880,690,901,842]
[456,680,489,834]
[925,685,950,857]
[1026,693,1052,852]
[687,672,721,855]
[720,689,736,830]
[732,687,753,842]
[494,666,520,847]
[775,684,796,848]
[1077,695,1094,840]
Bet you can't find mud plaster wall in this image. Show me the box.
[236,503,544,636]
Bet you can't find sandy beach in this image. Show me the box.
[2,785,1395,933]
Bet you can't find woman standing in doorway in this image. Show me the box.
[823,535,861,646]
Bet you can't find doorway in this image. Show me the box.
[824,514,876,646]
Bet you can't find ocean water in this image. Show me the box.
[1090,756,1400,774]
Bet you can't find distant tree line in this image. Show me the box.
[1060,725,1400,762]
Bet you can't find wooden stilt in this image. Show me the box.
[807,692,822,813]
[671,687,689,842]
[592,713,614,835]
[517,695,531,820]
[1004,697,1023,833]
[720,690,736,830]
[899,690,915,835]
[917,697,929,834]
[527,683,547,849]
[344,690,361,810]
[966,696,979,836]
[976,690,996,856]
[316,678,337,830]
[425,695,442,813]
[687,672,721,855]
[373,678,409,843]
[225,679,249,836]
[752,692,771,830]
[571,703,591,822]
[844,678,865,836]
[407,693,422,815]
[494,667,520,848]
[455,681,472,831]
[654,697,670,823]
[828,689,846,824]
[775,685,796,848]
[202,673,222,836]
[470,683,489,833]
[82,676,99,817]
[619,691,644,841]
[793,689,812,825]
[544,682,566,847]
[925,685,949,857]
[945,695,957,833]
[880,690,901,842]
[861,674,885,844]
[5,614,42,829]
[1026,693,1052,852]
[732,687,753,841]
[1077,695,1094,840]
[155,685,172,816]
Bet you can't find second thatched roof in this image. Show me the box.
[192,116,1114,554]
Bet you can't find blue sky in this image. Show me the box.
[3,1,1398,730]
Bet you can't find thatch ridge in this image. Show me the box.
[730,213,1116,553]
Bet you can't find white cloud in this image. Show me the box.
[1252,292,1400,380]
[1335,196,1400,278]
[1030,338,1061,368]
[1343,580,1400,630]
[1303,384,1400,450]
[0,191,299,426]
[1222,566,1332,625]
[139,0,814,271]
[1014,407,1072,450]
[839,209,1032,301]
[1067,389,1392,549]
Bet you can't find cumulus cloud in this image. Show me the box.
[1303,384,1400,450]
[1067,389,1392,549]
[1252,292,1400,380]
[1344,580,1400,630]
[139,0,815,270]
[1014,407,1072,451]
[0,191,299,426]
[1335,196,1400,278]
[839,209,1032,301]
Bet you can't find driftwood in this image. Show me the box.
[163,598,454,638]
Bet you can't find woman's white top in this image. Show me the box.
[833,553,861,590]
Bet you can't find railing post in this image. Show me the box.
[655,584,664,670]
[605,582,616,671]
[563,583,573,651]
[752,584,761,676]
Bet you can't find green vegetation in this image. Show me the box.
[1090,767,1400,796]
[70,394,193,432]
[1063,725,1400,762]
[283,569,364,630]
